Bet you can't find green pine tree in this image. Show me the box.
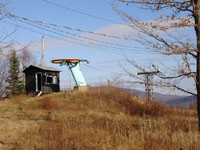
[6,50,24,96]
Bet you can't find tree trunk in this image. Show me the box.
[197,55,200,131]
[193,0,200,131]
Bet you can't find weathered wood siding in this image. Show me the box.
[23,65,60,94]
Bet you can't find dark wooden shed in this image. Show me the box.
[23,65,61,95]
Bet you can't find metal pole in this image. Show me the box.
[68,67,71,90]
[138,71,159,100]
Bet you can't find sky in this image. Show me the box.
[0,0,196,96]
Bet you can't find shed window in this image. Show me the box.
[47,76,53,84]
[46,76,57,84]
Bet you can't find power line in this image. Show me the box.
[11,19,143,53]
[6,13,156,53]
[5,20,141,56]
[9,16,148,52]
[4,13,158,55]
[4,20,95,47]
[6,12,134,41]
[33,21,142,51]
[7,18,155,55]
[40,0,120,24]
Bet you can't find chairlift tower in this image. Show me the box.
[137,71,159,100]
[51,59,89,91]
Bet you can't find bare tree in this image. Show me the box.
[18,45,36,87]
[113,0,200,130]
[0,0,13,56]
[19,46,36,70]
[0,0,16,98]
[0,58,8,98]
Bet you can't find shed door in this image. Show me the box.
[36,73,42,91]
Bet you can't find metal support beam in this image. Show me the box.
[52,59,89,89]
[137,71,159,100]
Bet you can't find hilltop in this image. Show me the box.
[0,87,199,150]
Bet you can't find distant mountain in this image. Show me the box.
[165,96,196,108]
[124,88,196,108]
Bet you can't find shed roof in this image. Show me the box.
[23,65,61,72]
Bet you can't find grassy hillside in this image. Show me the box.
[0,87,199,150]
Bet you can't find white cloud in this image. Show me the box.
[94,23,133,38]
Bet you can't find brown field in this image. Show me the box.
[0,87,199,150]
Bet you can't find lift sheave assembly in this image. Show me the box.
[51,59,89,90]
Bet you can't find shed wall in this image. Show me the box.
[24,66,60,94]
[25,72,36,94]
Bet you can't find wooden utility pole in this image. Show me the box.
[107,80,111,87]
[41,36,44,66]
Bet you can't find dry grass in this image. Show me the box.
[0,87,199,150]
